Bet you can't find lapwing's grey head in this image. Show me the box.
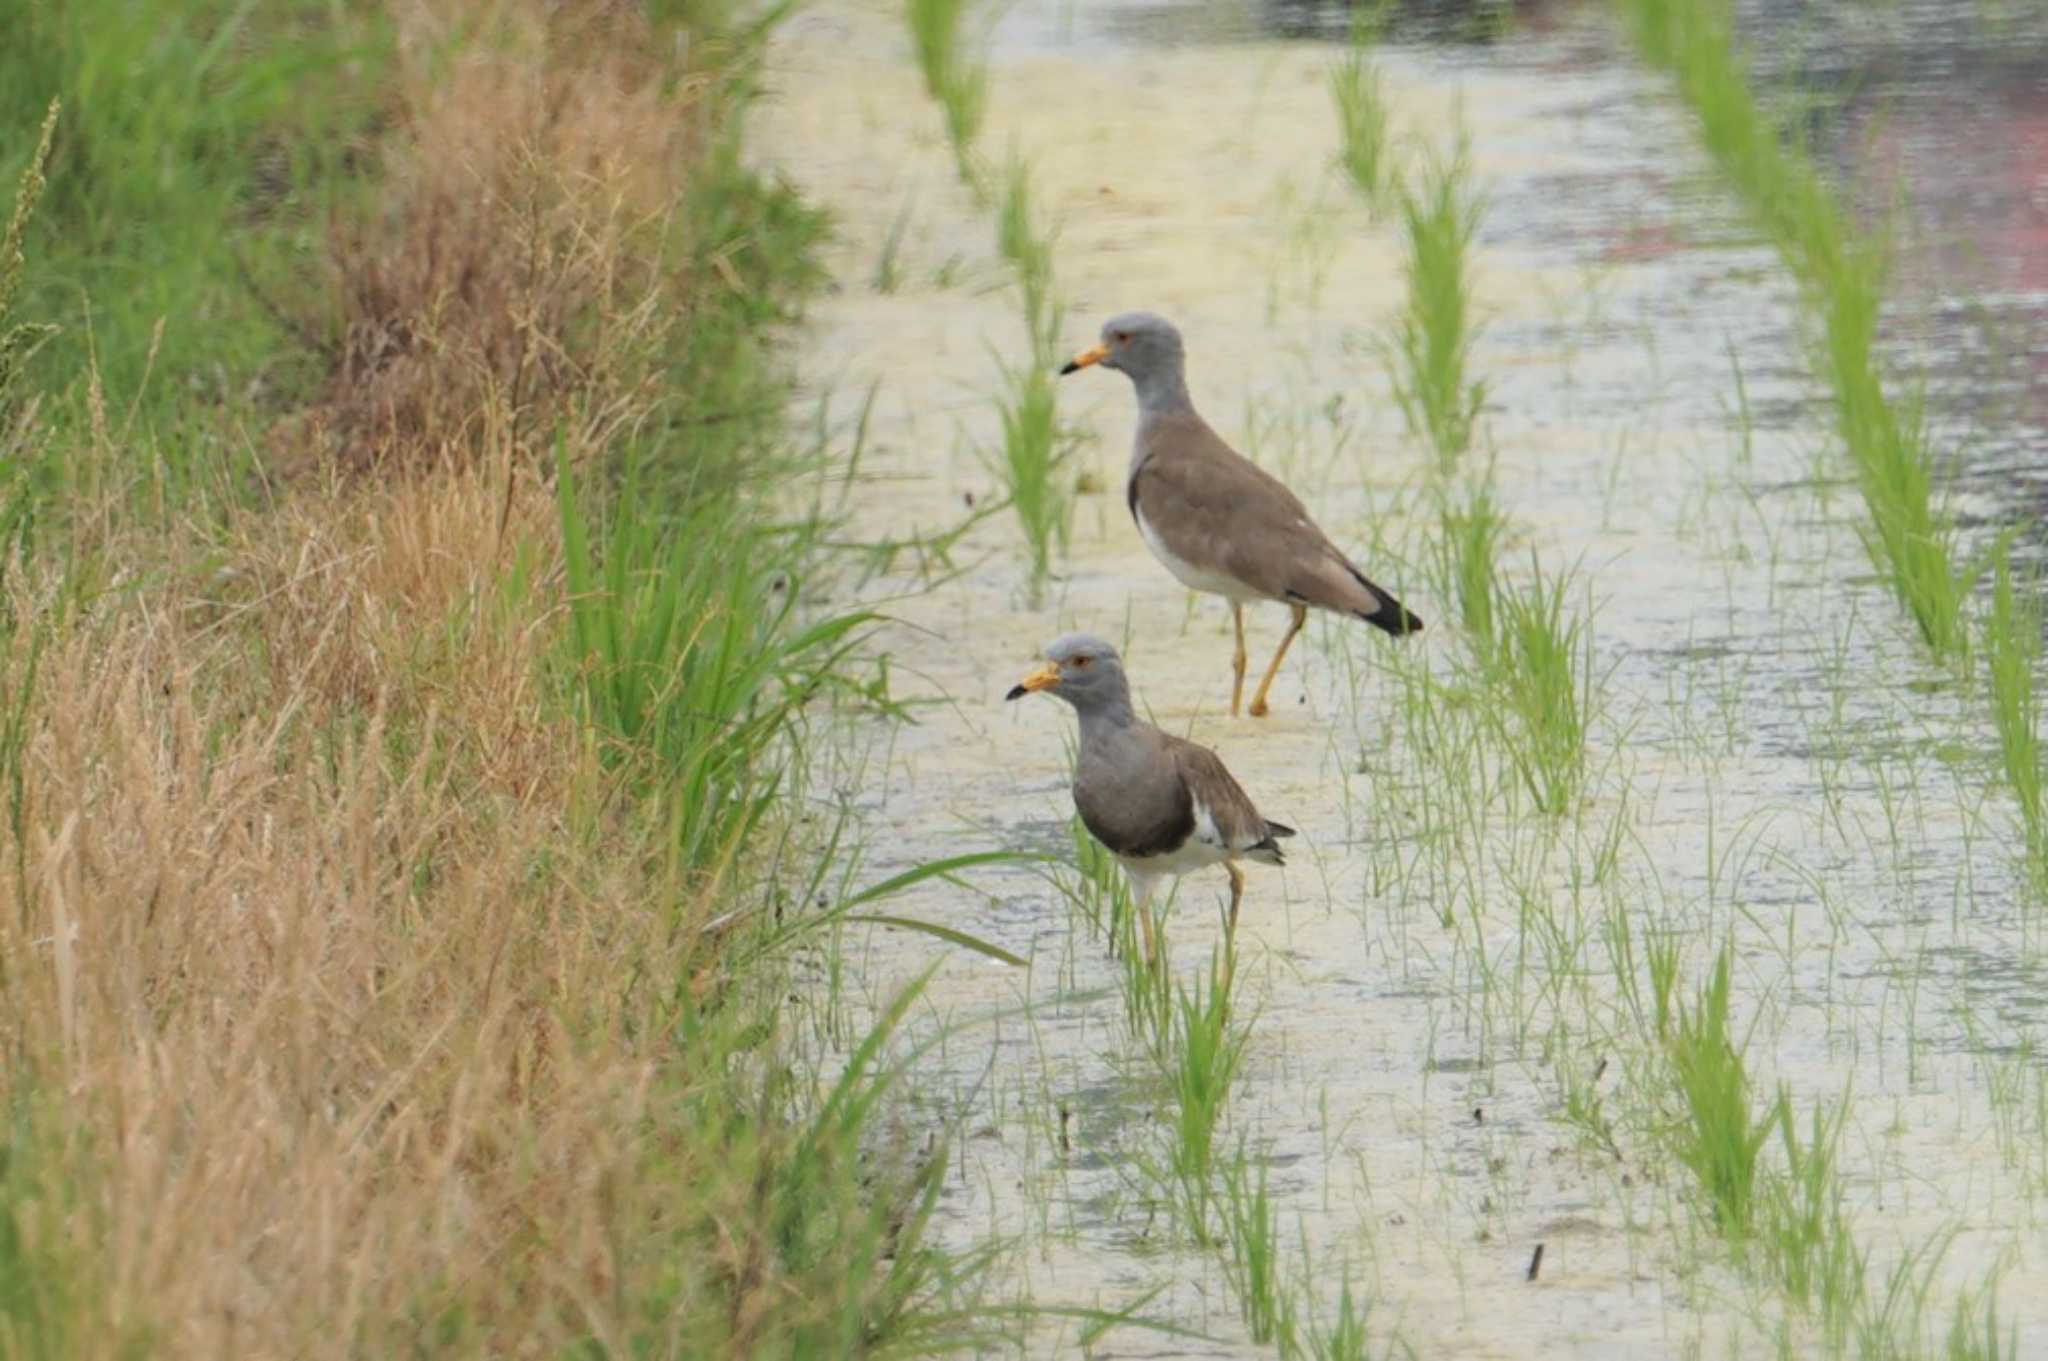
[1059,312,1185,387]
[1005,633,1130,711]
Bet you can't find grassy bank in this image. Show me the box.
[0,3,984,1355]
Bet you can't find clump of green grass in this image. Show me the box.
[1666,946,1774,1242]
[1758,1098,1861,1341]
[906,0,987,189]
[1307,1279,1380,1361]
[1491,552,1593,815]
[557,441,874,872]
[1165,956,1247,1204]
[0,99,58,575]
[1328,33,1395,216]
[0,1094,124,1361]
[1985,547,2045,876]
[986,359,1073,606]
[1388,144,1487,471]
[1437,480,1508,657]
[983,155,1076,603]
[996,152,1060,364]
[0,0,387,421]
[1219,1149,1298,1351]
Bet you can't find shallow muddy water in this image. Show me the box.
[755,1,2048,1352]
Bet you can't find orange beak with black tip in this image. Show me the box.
[1059,343,1109,376]
[1005,662,1062,701]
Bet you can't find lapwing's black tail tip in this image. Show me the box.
[1343,562,1423,636]
[1246,820,1295,866]
[1359,595,1423,637]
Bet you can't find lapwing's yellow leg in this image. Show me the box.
[1230,603,1249,718]
[1225,862,1246,944]
[1249,602,1309,717]
[1222,861,1246,994]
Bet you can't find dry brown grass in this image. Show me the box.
[0,459,936,1357]
[306,0,725,472]
[1,467,679,1356]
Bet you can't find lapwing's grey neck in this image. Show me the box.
[1075,689,1137,737]
[1132,365,1194,420]
[1129,370,1197,484]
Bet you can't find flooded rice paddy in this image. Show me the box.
[756,0,2048,1353]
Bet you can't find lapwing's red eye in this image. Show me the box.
[1073,655,1092,668]
[1111,331,1129,344]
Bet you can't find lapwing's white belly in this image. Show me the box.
[1135,504,1256,603]
[1125,840,1232,878]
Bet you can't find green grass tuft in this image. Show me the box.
[557,440,873,874]
[0,0,389,420]
[1490,552,1593,816]
[906,0,987,189]
[986,359,1073,606]
[1437,479,1508,657]
[996,152,1061,365]
[1165,956,1247,1201]
[1388,143,1487,471]
[1985,546,2045,878]
[1328,31,1395,217]
[1666,946,1774,1243]
[1219,1149,1297,1351]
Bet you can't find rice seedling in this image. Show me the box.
[1058,811,1174,1031]
[1821,264,1971,660]
[980,155,1075,601]
[1307,1278,1381,1361]
[1758,1098,1861,1340]
[1435,479,1508,657]
[1328,28,1396,216]
[1851,1242,1957,1361]
[1259,175,1347,322]
[1942,1282,2017,1361]
[1165,954,1248,1202]
[1491,552,1594,816]
[906,0,987,189]
[1219,1149,1298,1351]
[1388,141,1487,472]
[984,358,1074,605]
[1984,546,2044,878]
[996,152,1061,365]
[1665,946,1774,1243]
